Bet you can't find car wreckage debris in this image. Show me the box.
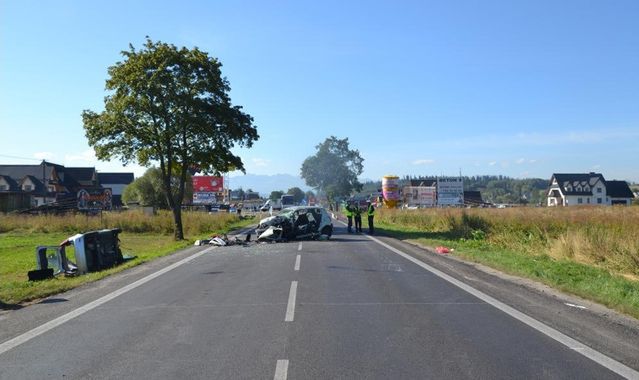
[28,228,136,281]
[194,233,252,247]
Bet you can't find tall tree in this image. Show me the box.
[270,190,284,201]
[82,38,258,239]
[300,136,364,204]
[287,187,305,204]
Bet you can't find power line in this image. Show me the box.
[0,154,42,162]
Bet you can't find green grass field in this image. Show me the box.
[0,211,255,306]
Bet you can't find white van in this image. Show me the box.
[260,199,282,212]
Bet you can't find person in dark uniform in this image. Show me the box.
[354,203,362,233]
[366,200,375,234]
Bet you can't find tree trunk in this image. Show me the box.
[172,205,184,240]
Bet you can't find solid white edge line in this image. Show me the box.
[294,255,301,271]
[297,242,303,251]
[274,359,289,380]
[362,230,639,379]
[285,281,298,322]
[0,246,215,356]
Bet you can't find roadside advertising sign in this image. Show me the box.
[77,188,112,210]
[404,186,436,207]
[193,192,217,204]
[192,176,224,192]
[437,177,464,206]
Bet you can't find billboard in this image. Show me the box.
[437,177,464,206]
[192,176,224,192]
[77,188,112,210]
[193,192,218,204]
[404,186,436,207]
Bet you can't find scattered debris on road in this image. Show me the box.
[195,233,252,247]
[435,246,453,254]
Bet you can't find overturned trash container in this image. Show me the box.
[61,228,124,274]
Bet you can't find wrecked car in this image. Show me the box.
[256,206,333,241]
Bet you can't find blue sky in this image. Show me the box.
[1,0,638,182]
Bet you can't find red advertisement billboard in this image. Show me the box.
[192,176,224,192]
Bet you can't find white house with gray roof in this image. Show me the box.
[547,173,634,206]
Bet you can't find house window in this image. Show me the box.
[0,185,7,191]
[578,198,583,204]
[587,198,590,204]
[23,185,33,191]
[584,186,590,192]
[48,186,55,192]
[597,198,602,204]
[597,187,602,193]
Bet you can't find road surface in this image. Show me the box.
[1,223,638,379]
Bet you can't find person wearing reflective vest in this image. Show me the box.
[345,201,354,233]
[367,200,375,234]
[354,204,363,233]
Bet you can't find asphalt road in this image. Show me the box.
[1,222,638,379]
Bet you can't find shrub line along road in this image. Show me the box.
[1,221,638,379]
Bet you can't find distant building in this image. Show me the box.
[97,172,135,207]
[0,161,133,212]
[546,173,634,206]
[463,191,487,207]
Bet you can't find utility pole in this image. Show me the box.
[42,160,46,206]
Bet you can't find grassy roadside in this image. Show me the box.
[0,212,256,306]
[372,208,639,320]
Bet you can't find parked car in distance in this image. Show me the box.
[256,206,333,240]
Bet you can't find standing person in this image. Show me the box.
[354,203,363,233]
[367,200,375,234]
[345,201,354,233]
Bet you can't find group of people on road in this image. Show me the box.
[345,200,375,234]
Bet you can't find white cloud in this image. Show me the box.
[412,159,435,165]
[252,158,270,167]
[34,152,55,161]
[592,164,601,169]
[65,149,97,163]
[529,159,537,163]
[515,158,525,164]
[488,161,497,166]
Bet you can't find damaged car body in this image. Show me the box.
[256,206,333,241]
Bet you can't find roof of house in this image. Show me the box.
[22,175,47,193]
[606,180,634,198]
[0,175,20,191]
[409,179,437,187]
[98,172,135,184]
[550,173,606,196]
[0,163,98,193]
[64,167,96,184]
[463,191,484,204]
[0,164,54,183]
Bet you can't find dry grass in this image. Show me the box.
[377,206,639,277]
[0,210,242,238]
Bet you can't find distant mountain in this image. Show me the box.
[226,173,311,197]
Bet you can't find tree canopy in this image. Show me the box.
[300,136,363,202]
[82,37,258,239]
[287,187,305,204]
[270,190,284,201]
[122,167,192,208]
